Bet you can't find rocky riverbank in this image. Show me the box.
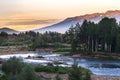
[72,52,120,60]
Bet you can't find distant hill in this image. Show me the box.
[33,10,120,33]
[0,28,19,34]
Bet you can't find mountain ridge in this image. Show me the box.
[1,10,120,34]
[0,27,19,34]
[33,10,120,33]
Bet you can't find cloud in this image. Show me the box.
[5,19,60,25]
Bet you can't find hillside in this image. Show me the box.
[0,28,19,34]
[34,10,120,33]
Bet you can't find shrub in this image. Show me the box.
[55,74,62,80]
[34,65,71,74]
[19,65,39,80]
[0,42,23,46]
[0,71,7,80]
[2,57,24,75]
[54,48,71,52]
[68,60,91,80]
[54,43,66,49]
[68,61,82,80]
[7,76,19,80]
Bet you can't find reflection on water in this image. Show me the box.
[0,52,120,76]
[89,68,120,76]
[90,64,120,68]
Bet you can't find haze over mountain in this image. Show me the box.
[1,10,120,34]
[0,28,19,34]
[34,10,120,33]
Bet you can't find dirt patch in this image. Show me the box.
[91,75,120,80]
[0,46,29,55]
[37,72,68,80]
[37,72,120,80]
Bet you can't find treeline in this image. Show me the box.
[0,31,65,44]
[0,31,67,51]
[1,17,120,53]
[66,17,120,53]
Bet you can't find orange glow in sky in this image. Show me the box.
[0,0,120,31]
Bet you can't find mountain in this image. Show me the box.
[34,10,120,33]
[0,28,19,34]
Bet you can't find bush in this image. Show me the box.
[0,42,23,46]
[7,76,19,80]
[83,71,91,80]
[2,57,24,75]
[35,65,54,73]
[54,48,71,52]
[35,65,71,74]
[54,43,66,49]
[55,74,62,80]
[19,65,39,80]
[68,61,82,80]
[68,60,91,80]
[1,58,49,80]
[0,71,7,80]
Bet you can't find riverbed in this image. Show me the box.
[0,52,120,76]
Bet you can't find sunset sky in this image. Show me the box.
[0,0,120,31]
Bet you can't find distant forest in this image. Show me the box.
[0,17,120,53]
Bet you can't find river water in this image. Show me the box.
[0,52,120,76]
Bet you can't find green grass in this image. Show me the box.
[54,48,71,52]
[34,65,71,74]
[0,42,24,46]
[34,65,91,75]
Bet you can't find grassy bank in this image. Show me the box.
[0,57,91,80]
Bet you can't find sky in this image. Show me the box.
[0,0,120,31]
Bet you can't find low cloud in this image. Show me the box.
[6,19,60,25]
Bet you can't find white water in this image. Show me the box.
[0,52,120,76]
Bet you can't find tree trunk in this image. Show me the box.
[92,39,94,52]
[105,42,107,52]
[95,39,98,52]
[88,36,90,52]
[109,44,111,52]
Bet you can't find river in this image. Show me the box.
[0,52,120,76]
